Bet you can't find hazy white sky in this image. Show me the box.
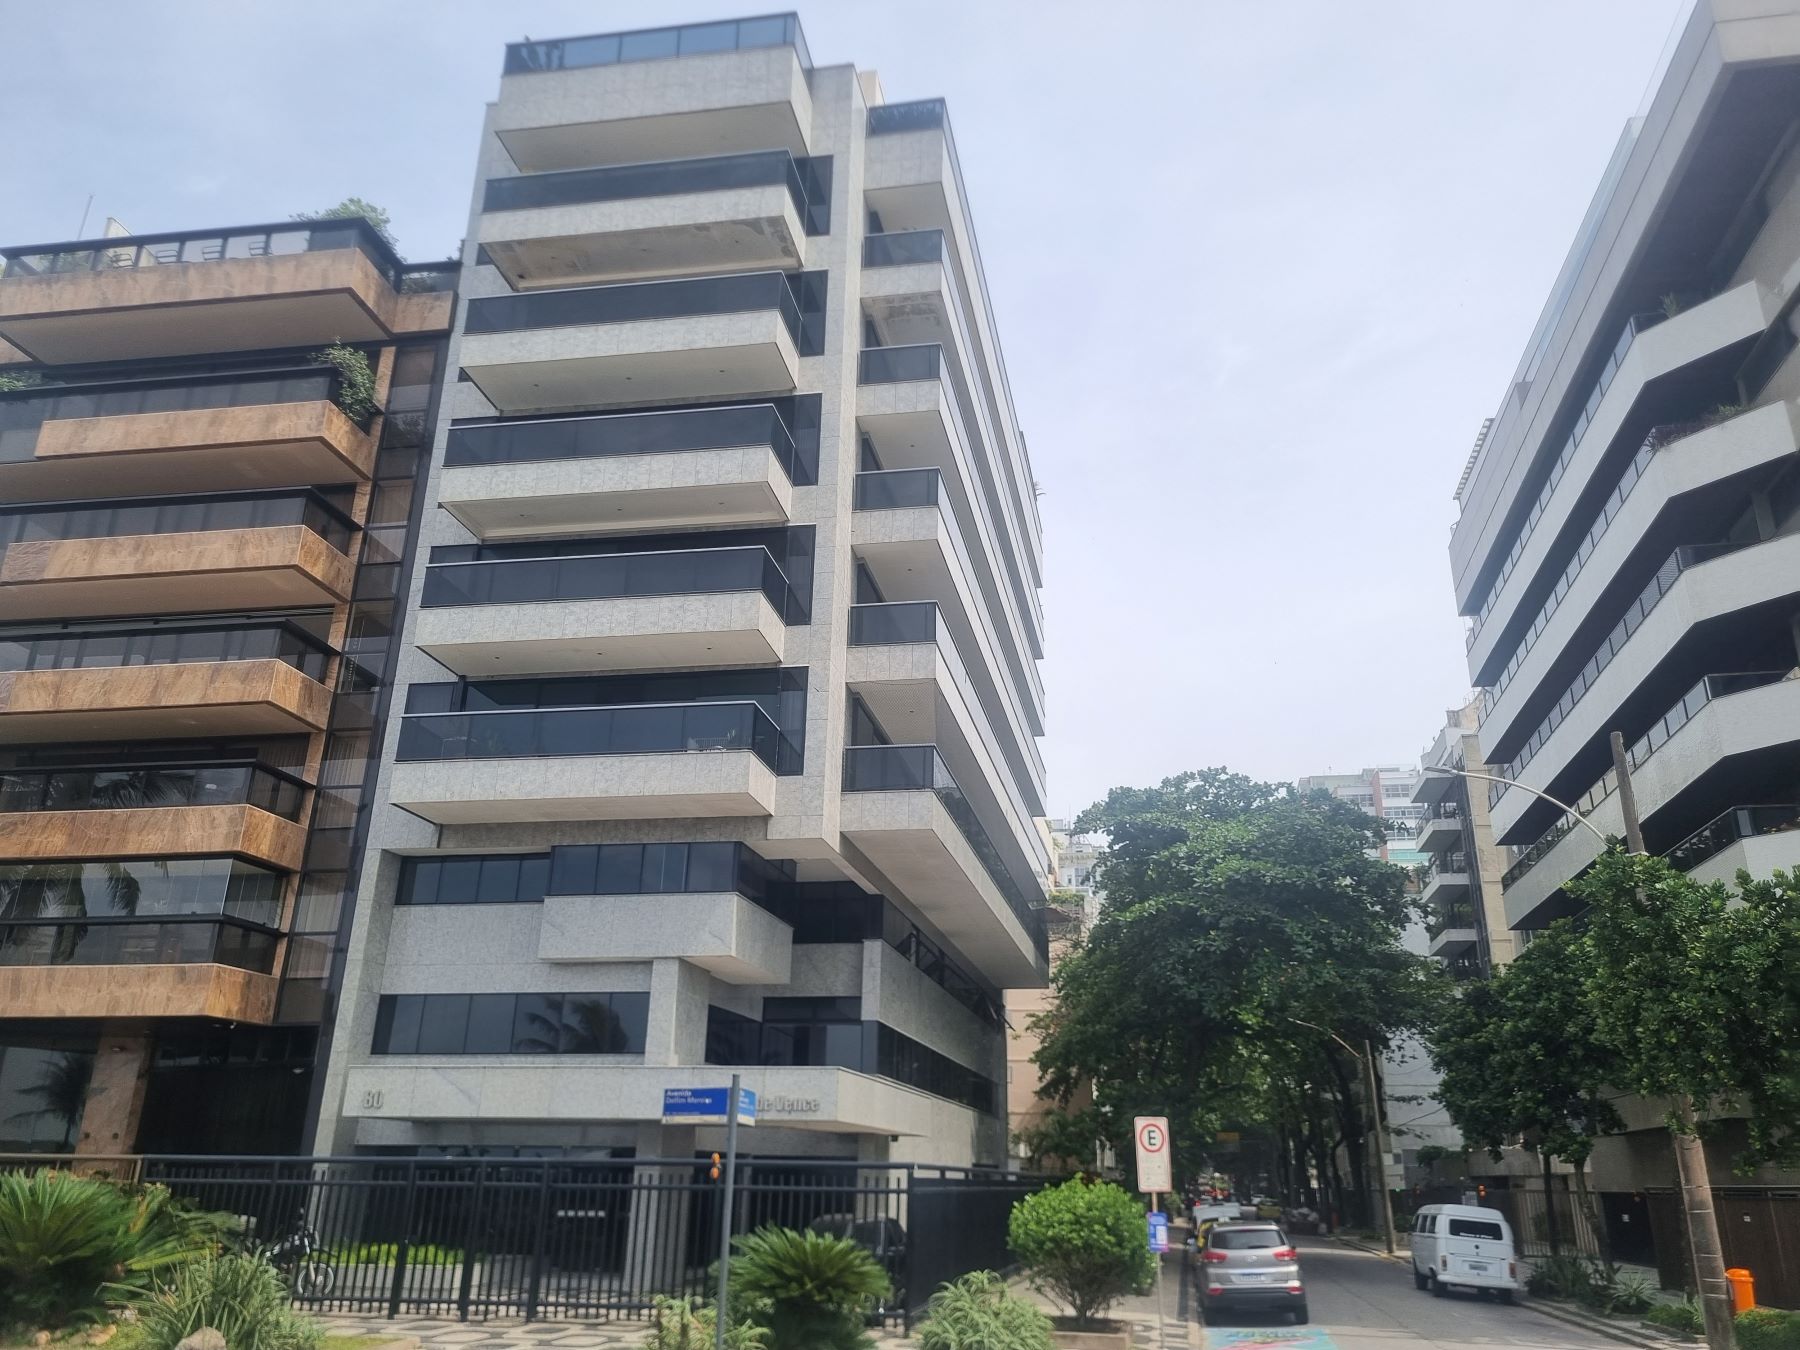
[0,0,1690,816]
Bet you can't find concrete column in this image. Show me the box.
[626,1123,698,1293]
[75,1026,152,1157]
[644,958,710,1067]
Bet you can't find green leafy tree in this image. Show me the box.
[1007,1179,1153,1328]
[294,197,397,248]
[1012,1105,1113,1173]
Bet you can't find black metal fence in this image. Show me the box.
[11,1155,1049,1328]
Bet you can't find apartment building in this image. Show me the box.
[1409,697,1516,979]
[312,14,1050,1169]
[1444,0,1800,1261]
[0,219,455,1154]
[1296,765,1425,862]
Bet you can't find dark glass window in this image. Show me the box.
[417,994,471,1054]
[371,991,648,1056]
[396,853,551,905]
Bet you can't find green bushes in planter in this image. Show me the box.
[0,1169,228,1330]
[310,344,378,425]
[727,1226,889,1350]
[915,1271,1054,1350]
[1737,1306,1800,1350]
[1644,1298,1705,1334]
[136,1253,321,1350]
[1007,1178,1155,1329]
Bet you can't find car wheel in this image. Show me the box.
[1293,1304,1310,1325]
[1413,1266,1429,1290]
[1430,1273,1447,1298]
[1498,1290,1515,1305]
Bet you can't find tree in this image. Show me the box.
[1034,774,1444,1213]
[1008,1179,1154,1328]
[294,197,398,249]
[1013,1105,1113,1173]
[1430,922,1623,1262]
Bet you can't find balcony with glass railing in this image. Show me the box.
[1665,803,1800,883]
[1419,850,1470,905]
[840,743,1048,986]
[388,700,787,824]
[441,403,807,540]
[0,220,434,363]
[1414,803,1464,853]
[460,270,824,411]
[0,489,357,622]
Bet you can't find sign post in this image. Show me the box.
[1133,1117,1172,1318]
[660,1083,757,1350]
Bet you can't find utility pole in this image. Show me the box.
[1610,732,1734,1350]
[1363,1040,1397,1256]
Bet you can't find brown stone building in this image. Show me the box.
[0,219,453,1154]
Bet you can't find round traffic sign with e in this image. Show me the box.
[1138,1122,1166,1152]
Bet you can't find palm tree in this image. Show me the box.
[5,1050,93,1150]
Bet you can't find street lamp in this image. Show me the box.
[1424,745,1735,1350]
[1286,1017,1396,1256]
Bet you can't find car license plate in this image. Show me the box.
[1237,1272,1269,1283]
[1467,1261,1489,1272]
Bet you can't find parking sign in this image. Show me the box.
[1133,1115,1171,1193]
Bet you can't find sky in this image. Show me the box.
[0,0,1693,818]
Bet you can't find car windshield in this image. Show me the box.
[1210,1228,1283,1249]
[1447,1219,1504,1240]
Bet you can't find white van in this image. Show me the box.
[1410,1204,1519,1300]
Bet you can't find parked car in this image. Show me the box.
[1198,1221,1307,1325]
[1409,1204,1519,1301]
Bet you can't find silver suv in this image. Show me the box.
[1198,1221,1307,1325]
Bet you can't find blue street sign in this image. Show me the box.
[662,1085,758,1126]
[1147,1211,1169,1252]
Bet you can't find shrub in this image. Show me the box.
[311,344,378,425]
[0,1170,226,1329]
[643,1295,769,1350]
[1644,1298,1705,1334]
[1008,1178,1155,1329]
[1527,1253,1606,1304]
[136,1253,321,1350]
[1607,1273,1658,1314]
[728,1226,889,1350]
[915,1271,1054,1350]
[1737,1306,1800,1350]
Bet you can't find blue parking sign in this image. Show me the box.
[1147,1211,1169,1252]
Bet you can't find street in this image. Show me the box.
[1198,1239,1623,1349]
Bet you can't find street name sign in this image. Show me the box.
[662,1085,758,1126]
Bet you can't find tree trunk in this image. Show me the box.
[1670,1100,1734,1350]
[1570,1159,1611,1276]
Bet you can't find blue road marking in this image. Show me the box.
[1205,1329,1338,1349]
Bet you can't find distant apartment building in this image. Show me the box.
[0,218,455,1153]
[1297,765,1426,865]
[309,14,1050,1169]
[1439,0,1800,1287]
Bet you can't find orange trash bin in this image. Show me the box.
[1726,1267,1755,1314]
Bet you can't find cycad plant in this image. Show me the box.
[0,1170,227,1329]
[728,1227,890,1350]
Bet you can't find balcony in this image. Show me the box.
[839,744,1047,988]
[1415,809,1464,853]
[1428,920,1478,960]
[0,760,310,871]
[439,403,801,539]
[1499,672,1800,930]
[0,660,329,743]
[496,18,812,173]
[0,915,280,973]
[1419,852,1470,908]
[0,366,376,501]
[459,270,821,411]
[0,490,356,621]
[0,958,279,1023]
[0,221,438,363]
[388,701,782,824]
[1666,804,1800,886]
[414,545,790,675]
[480,150,827,288]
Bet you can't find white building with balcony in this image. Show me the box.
[313,15,1048,1169]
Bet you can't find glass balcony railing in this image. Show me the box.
[1664,803,1800,873]
[0,916,281,973]
[853,467,940,510]
[464,269,825,355]
[1426,906,1476,941]
[0,760,310,821]
[504,14,810,75]
[420,544,790,613]
[858,343,943,385]
[842,744,1048,967]
[863,229,946,268]
[445,402,799,482]
[0,366,346,463]
[0,488,356,555]
[1491,541,1752,791]
[1481,419,1717,706]
[849,600,939,646]
[396,700,783,771]
[1500,670,1793,888]
[0,219,405,289]
[485,150,828,236]
[0,619,332,683]
[1467,311,1667,648]
[868,99,949,136]
[1422,852,1468,885]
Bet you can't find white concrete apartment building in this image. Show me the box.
[1453,0,1800,944]
[311,14,1049,1169]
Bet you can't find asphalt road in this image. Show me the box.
[1199,1238,1625,1349]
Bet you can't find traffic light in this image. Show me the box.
[1476,1183,1488,1201]
[710,1152,723,1181]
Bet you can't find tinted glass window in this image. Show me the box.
[1209,1229,1283,1250]
[417,994,470,1054]
[1447,1219,1504,1240]
[464,994,515,1054]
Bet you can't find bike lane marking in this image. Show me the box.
[1205,1329,1339,1350]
